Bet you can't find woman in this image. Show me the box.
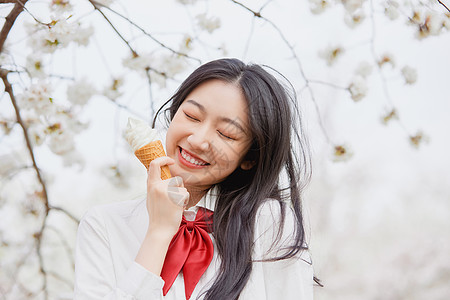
[74,58,314,299]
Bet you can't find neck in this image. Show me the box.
[185,186,208,209]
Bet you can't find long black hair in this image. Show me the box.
[153,58,313,299]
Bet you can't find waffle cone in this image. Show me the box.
[134,140,171,180]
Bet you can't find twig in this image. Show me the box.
[229,0,262,18]
[35,217,49,300]
[88,0,137,57]
[229,0,333,144]
[49,205,80,223]
[47,270,73,288]
[92,0,201,63]
[0,0,29,53]
[309,79,348,90]
[369,0,413,136]
[87,1,174,79]
[0,70,49,211]
[437,0,450,12]
[0,68,50,299]
[46,225,76,269]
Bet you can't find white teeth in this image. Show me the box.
[181,149,207,166]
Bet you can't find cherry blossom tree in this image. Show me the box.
[0,0,449,299]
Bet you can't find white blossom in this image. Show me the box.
[196,13,221,34]
[47,130,75,155]
[409,131,428,148]
[26,18,93,53]
[102,77,124,100]
[401,65,417,84]
[101,163,131,188]
[176,0,198,5]
[378,53,395,68]
[443,14,450,30]
[122,53,153,73]
[0,203,31,244]
[61,149,85,168]
[409,10,446,39]
[355,61,373,78]
[0,151,28,177]
[73,25,94,46]
[17,82,54,115]
[381,109,398,125]
[348,76,368,101]
[67,78,96,106]
[340,0,364,14]
[344,10,365,28]
[26,54,45,78]
[318,45,344,66]
[26,119,47,146]
[332,144,353,162]
[384,1,399,20]
[51,111,89,134]
[50,0,73,14]
[309,0,331,14]
[159,55,188,77]
[146,54,189,88]
[0,53,10,66]
[218,43,228,56]
[179,35,193,54]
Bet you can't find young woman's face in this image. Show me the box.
[166,79,253,191]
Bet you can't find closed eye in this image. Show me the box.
[218,131,235,140]
[184,112,199,122]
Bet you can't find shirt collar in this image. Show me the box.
[185,186,218,213]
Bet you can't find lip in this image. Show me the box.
[177,147,210,169]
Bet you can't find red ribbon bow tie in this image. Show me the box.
[160,209,214,300]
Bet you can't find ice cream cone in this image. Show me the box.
[134,140,171,180]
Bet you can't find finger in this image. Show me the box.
[167,176,183,187]
[148,157,174,181]
[168,191,189,207]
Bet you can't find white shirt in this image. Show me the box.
[74,189,314,299]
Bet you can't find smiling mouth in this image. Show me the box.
[178,147,210,167]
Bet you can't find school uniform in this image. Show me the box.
[74,188,314,299]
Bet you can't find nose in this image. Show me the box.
[187,131,210,152]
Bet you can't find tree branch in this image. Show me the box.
[88,0,174,79]
[93,1,201,63]
[229,0,333,144]
[1,68,51,299]
[0,0,29,53]
[437,0,450,13]
[0,69,49,210]
[49,205,80,224]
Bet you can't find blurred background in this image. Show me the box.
[1,0,449,299]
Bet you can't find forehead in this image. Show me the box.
[183,79,249,125]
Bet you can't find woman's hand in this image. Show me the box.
[135,156,188,275]
[146,156,188,237]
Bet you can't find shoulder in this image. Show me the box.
[254,199,307,259]
[255,198,294,225]
[80,198,145,229]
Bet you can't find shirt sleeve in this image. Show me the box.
[73,207,165,300]
[253,201,314,300]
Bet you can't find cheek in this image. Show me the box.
[165,123,180,154]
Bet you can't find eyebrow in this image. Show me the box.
[185,99,246,133]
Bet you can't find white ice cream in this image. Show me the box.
[125,117,158,152]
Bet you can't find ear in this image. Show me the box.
[240,160,256,170]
